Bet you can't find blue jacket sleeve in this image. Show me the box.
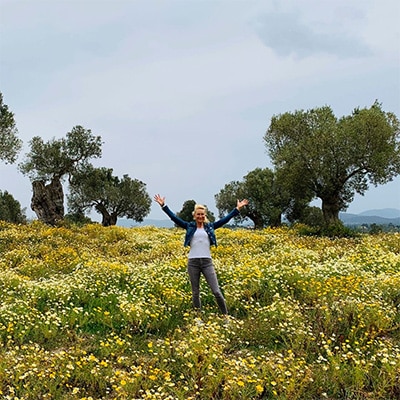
[213,208,240,229]
[161,205,189,229]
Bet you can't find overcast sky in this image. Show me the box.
[1,0,399,221]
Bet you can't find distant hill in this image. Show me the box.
[357,208,400,218]
[117,208,400,228]
[340,208,400,226]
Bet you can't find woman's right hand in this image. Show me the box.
[154,194,165,207]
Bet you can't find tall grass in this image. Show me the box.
[0,221,399,399]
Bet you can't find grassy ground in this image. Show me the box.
[0,221,399,399]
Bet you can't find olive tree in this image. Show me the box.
[19,126,102,225]
[68,166,151,226]
[215,167,296,228]
[264,102,400,225]
[0,92,22,164]
[0,190,26,224]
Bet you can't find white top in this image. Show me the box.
[188,227,211,259]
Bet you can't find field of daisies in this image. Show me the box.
[0,221,399,399]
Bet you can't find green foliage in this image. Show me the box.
[19,125,102,182]
[264,102,400,226]
[68,166,151,226]
[176,199,196,222]
[64,211,93,227]
[215,167,307,228]
[0,190,26,224]
[369,223,384,235]
[296,221,359,238]
[215,180,244,215]
[0,92,22,164]
[297,205,325,227]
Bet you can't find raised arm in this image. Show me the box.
[153,194,188,229]
[213,199,249,229]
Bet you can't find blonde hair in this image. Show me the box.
[192,204,209,223]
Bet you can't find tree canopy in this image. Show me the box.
[19,126,102,181]
[68,166,151,226]
[264,102,400,225]
[215,167,296,229]
[0,92,22,164]
[0,190,27,224]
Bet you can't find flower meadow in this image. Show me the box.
[0,221,399,400]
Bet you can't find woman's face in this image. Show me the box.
[194,209,206,225]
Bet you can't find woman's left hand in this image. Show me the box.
[236,199,249,210]
[154,194,166,207]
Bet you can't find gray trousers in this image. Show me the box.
[187,257,228,314]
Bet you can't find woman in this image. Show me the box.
[154,194,248,316]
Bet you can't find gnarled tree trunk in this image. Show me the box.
[31,178,64,225]
[101,213,117,227]
[95,203,117,226]
[321,196,341,226]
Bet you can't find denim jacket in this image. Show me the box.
[161,205,240,247]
